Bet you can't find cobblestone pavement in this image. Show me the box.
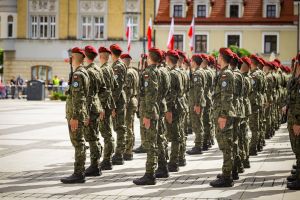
[0,100,299,199]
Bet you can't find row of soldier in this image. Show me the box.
[60,44,296,189]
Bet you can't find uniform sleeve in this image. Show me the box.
[71,72,88,120]
[125,73,134,104]
[193,73,206,107]
[219,71,235,117]
[166,72,178,111]
[144,70,158,119]
[112,62,126,102]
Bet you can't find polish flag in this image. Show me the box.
[167,18,174,50]
[147,18,153,50]
[126,18,132,53]
[188,17,195,52]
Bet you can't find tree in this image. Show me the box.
[211,46,251,58]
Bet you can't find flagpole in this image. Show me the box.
[143,0,146,54]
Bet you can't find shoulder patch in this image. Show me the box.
[221,81,227,87]
[73,81,79,88]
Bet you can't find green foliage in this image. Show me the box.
[59,95,67,101]
[50,92,67,101]
[229,45,251,57]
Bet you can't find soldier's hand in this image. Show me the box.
[112,109,116,118]
[194,106,201,115]
[166,112,173,124]
[293,124,300,136]
[218,117,227,130]
[84,119,90,126]
[70,119,79,132]
[143,117,151,129]
[99,111,105,121]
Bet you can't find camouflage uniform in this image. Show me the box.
[124,67,139,156]
[166,66,185,170]
[265,70,275,139]
[140,64,159,175]
[189,67,206,149]
[65,66,90,175]
[84,62,106,167]
[99,62,117,165]
[111,59,127,158]
[213,65,236,178]
[258,69,267,150]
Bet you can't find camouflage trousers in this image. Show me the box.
[240,118,250,162]
[190,107,204,148]
[157,115,169,167]
[139,105,146,148]
[287,112,300,180]
[113,103,127,155]
[249,111,260,152]
[85,115,102,166]
[258,108,266,147]
[215,117,234,177]
[203,105,214,146]
[180,110,187,162]
[265,105,273,138]
[99,107,115,161]
[125,98,138,154]
[68,121,86,174]
[143,119,158,174]
[233,118,242,170]
[167,110,184,166]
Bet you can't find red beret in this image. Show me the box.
[120,54,132,60]
[161,50,166,60]
[257,57,266,66]
[176,50,186,59]
[200,54,209,61]
[184,57,190,64]
[191,54,202,61]
[71,47,85,57]
[98,46,111,54]
[110,44,123,53]
[272,61,279,68]
[219,48,234,58]
[265,61,274,69]
[166,50,179,59]
[250,54,260,63]
[84,45,98,55]
[242,57,251,67]
[274,58,281,66]
[148,48,163,60]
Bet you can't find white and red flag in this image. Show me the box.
[167,18,174,50]
[126,18,132,53]
[147,18,153,50]
[188,17,195,52]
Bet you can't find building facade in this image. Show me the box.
[0,0,154,83]
[154,0,298,64]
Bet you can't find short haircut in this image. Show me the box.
[111,49,122,57]
[192,57,202,66]
[168,55,179,65]
[230,58,238,67]
[85,52,97,60]
[251,59,259,66]
[149,52,161,63]
[220,53,232,64]
[100,52,110,60]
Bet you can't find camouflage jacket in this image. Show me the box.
[287,76,300,124]
[66,66,90,122]
[189,67,206,108]
[111,59,127,106]
[125,67,139,108]
[157,64,171,115]
[249,68,264,112]
[232,67,245,118]
[242,72,252,117]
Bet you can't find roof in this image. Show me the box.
[155,0,297,25]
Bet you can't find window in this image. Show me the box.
[264,35,277,54]
[174,34,184,51]
[195,35,208,53]
[230,5,239,18]
[266,5,276,18]
[125,16,139,40]
[7,15,13,38]
[31,66,52,84]
[173,5,183,17]
[81,16,105,40]
[227,35,240,47]
[30,15,56,39]
[197,5,206,18]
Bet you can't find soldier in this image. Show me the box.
[133,48,160,185]
[240,57,252,168]
[248,55,264,156]
[155,50,171,178]
[210,48,236,187]
[183,57,193,136]
[186,54,206,155]
[286,53,300,190]
[176,50,189,166]
[208,55,217,146]
[83,45,106,176]
[61,47,90,184]
[121,54,139,160]
[200,54,215,151]
[165,50,185,172]
[98,47,117,170]
[110,44,127,165]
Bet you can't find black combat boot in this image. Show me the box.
[243,158,251,168]
[291,169,297,175]
[287,179,300,190]
[178,158,186,167]
[85,165,102,177]
[232,170,239,180]
[112,154,124,165]
[293,164,297,170]
[217,173,223,179]
[211,139,215,146]
[168,162,179,172]
[210,176,234,187]
[155,166,169,178]
[100,159,113,170]
[249,147,257,156]
[186,146,203,155]
[133,173,156,185]
[132,145,146,153]
[123,153,133,161]
[202,144,209,151]
[60,173,85,184]
[287,174,297,182]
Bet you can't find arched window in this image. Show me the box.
[31,66,52,84]
[7,15,13,38]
